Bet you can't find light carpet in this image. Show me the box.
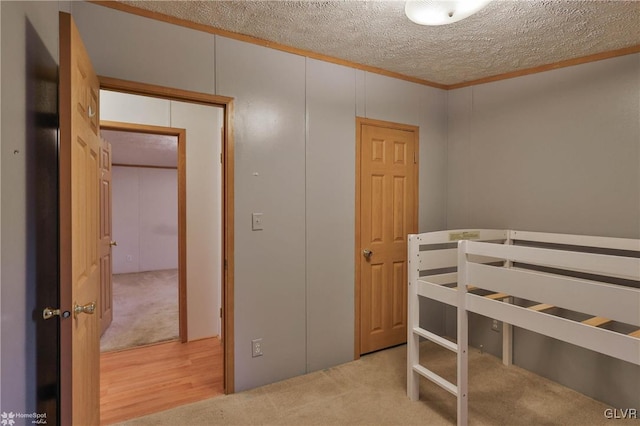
[118,341,630,425]
[100,269,179,352]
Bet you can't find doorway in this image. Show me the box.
[58,14,236,424]
[97,85,228,421]
[99,123,186,352]
[354,117,419,356]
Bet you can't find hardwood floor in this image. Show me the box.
[100,337,224,425]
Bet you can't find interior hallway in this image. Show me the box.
[100,337,224,425]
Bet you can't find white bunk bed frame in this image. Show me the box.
[407,229,640,426]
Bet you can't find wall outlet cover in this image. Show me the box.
[252,338,263,357]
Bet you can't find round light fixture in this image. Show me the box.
[405,0,492,26]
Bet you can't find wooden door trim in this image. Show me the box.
[354,117,419,359]
[100,76,233,107]
[99,77,236,394]
[100,120,188,343]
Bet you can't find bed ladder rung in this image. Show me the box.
[629,329,640,338]
[582,316,612,327]
[484,292,510,300]
[412,364,458,396]
[412,327,458,352]
[528,303,554,312]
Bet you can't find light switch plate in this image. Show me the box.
[252,213,264,231]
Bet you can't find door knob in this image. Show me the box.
[74,301,96,318]
[363,249,373,259]
[43,307,71,320]
[110,240,118,247]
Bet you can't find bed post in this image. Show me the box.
[407,234,420,400]
[502,231,514,366]
[457,240,469,426]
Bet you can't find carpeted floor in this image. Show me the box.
[100,269,179,352]
[118,341,630,425]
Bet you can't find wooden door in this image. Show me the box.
[100,139,113,335]
[59,12,101,425]
[358,119,418,355]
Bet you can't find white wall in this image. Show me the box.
[446,54,640,409]
[101,90,223,341]
[171,101,223,340]
[111,166,178,274]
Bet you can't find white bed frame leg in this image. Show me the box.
[407,235,420,401]
[457,241,469,426]
[502,301,513,366]
[502,233,513,366]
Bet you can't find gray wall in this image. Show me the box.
[6,0,634,413]
[0,0,73,415]
[446,54,640,408]
[70,2,448,392]
[447,54,639,237]
[216,36,308,389]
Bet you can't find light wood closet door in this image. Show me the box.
[100,139,113,335]
[359,122,417,354]
[60,12,101,425]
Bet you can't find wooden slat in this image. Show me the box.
[528,303,555,312]
[628,330,640,338]
[466,294,640,366]
[485,292,510,300]
[582,317,612,327]
[464,261,640,327]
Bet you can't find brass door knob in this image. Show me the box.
[363,249,373,259]
[74,301,96,318]
[109,240,118,247]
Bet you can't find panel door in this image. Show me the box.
[100,139,113,335]
[59,12,101,425]
[360,122,417,354]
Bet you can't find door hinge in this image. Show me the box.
[224,259,228,270]
[220,153,223,164]
[414,151,417,164]
[219,307,222,318]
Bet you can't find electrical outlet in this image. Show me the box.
[492,319,500,332]
[252,338,263,357]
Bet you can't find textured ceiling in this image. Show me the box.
[118,0,640,86]
[102,130,178,168]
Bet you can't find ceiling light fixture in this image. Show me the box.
[405,0,492,26]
